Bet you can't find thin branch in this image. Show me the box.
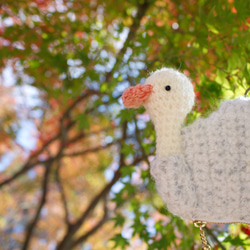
[55,163,71,227]
[60,90,100,121]
[134,118,150,165]
[0,158,50,189]
[63,141,117,157]
[22,161,51,250]
[66,132,85,144]
[53,116,71,227]
[69,197,109,248]
[66,125,116,145]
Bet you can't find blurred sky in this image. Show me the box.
[0,66,40,171]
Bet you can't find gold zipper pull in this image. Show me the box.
[194,221,211,250]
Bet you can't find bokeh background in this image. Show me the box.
[0,0,250,249]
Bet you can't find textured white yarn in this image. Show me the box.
[144,68,250,223]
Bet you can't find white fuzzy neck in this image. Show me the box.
[154,116,183,158]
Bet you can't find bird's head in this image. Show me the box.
[122,68,195,124]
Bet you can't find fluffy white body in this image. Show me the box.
[151,97,250,223]
[122,68,250,223]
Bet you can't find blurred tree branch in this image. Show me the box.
[22,161,52,250]
[70,197,109,248]
[63,141,118,157]
[55,162,71,227]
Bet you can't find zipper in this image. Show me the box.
[194,220,250,225]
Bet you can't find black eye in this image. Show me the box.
[165,85,171,91]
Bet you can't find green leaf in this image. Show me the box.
[28,60,40,69]
[206,23,219,34]
[224,235,250,246]
[120,143,134,157]
[111,191,124,206]
[117,109,136,124]
[100,83,108,93]
[120,165,135,178]
[243,63,250,83]
[122,182,136,195]
[74,113,90,130]
[141,169,149,180]
[112,213,126,227]
[110,234,129,249]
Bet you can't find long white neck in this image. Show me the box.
[154,116,183,158]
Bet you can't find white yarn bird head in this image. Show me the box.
[122,68,195,123]
[145,68,195,123]
[122,68,195,157]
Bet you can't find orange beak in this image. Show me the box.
[122,84,153,108]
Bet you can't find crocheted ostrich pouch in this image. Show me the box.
[122,68,250,248]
